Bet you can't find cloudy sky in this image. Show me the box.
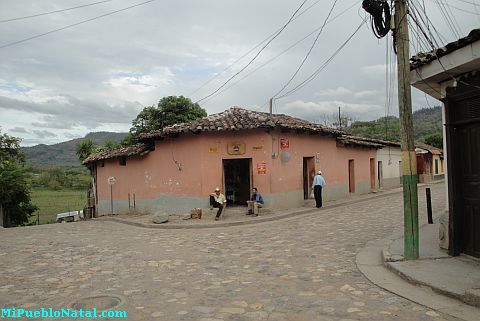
[0,0,478,146]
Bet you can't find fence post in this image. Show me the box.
[426,187,433,224]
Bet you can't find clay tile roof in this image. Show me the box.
[81,143,151,165]
[410,29,480,70]
[139,107,342,140]
[336,135,388,149]
[415,142,443,154]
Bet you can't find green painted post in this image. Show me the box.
[395,0,419,259]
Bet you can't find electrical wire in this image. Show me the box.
[199,1,361,106]
[271,0,339,99]
[276,20,365,100]
[409,1,480,91]
[474,0,480,22]
[432,0,462,38]
[362,0,391,39]
[454,0,480,6]
[188,0,324,97]
[0,0,114,23]
[426,0,480,16]
[0,0,158,50]
[272,0,340,99]
[194,0,309,104]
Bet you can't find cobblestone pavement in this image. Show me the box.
[0,183,458,321]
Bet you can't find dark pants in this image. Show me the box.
[210,196,224,218]
[314,185,323,208]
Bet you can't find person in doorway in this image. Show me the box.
[246,187,264,216]
[210,187,226,221]
[312,171,326,208]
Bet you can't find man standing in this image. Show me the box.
[246,187,264,216]
[312,171,326,208]
[210,187,226,221]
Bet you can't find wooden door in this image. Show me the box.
[348,160,355,193]
[370,158,375,190]
[457,122,480,257]
[445,73,480,257]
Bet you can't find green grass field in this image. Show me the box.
[29,188,87,225]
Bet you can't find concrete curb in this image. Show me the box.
[96,186,406,230]
[356,239,480,321]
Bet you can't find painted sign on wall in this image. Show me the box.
[257,162,267,174]
[280,138,289,150]
[227,142,246,155]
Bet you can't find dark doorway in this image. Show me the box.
[348,159,355,193]
[370,158,375,191]
[303,157,315,199]
[223,159,251,206]
[445,75,480,258]
[377,161,383,188]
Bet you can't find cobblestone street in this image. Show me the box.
[0,183,456,321]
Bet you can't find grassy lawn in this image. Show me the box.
[29,188,87,225]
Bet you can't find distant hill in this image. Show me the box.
[346,106,442,143]
[22,132,127,166]
[412,106,443,141]
[22,107,443,167]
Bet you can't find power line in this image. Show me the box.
[453,0,480,7]
[272,0,339,99]
[432,0,462,38]
[426,0,480,16]
[276,19,365,100]
[193,0,309,104]
[0,0,158,50]
[0,0,115,23]
[200,1,361,106]
[188,0,324,97]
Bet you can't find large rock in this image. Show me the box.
[152,212,169,224]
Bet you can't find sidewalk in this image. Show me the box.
[96,185,406,229]
[357,217,480,321]
[384,221,480,307]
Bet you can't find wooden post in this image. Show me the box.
[395,0,419,259]
[426,187,433,224]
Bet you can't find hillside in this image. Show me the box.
[22,132,127,166]
[346,106,442,143]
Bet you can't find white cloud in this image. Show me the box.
[0,0,476,146]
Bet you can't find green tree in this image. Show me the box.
[129,96,207,138]
[104,139,121,151]
[1,130,25,163]
[0,130,37,226]
[424,133,443,149]
[346,116,400,142]
[75,139,96,162]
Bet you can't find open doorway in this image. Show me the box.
[348,159,355,193]
[223,159,251,206]
[303,157,315,199]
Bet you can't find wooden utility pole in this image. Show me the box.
[338,106,341,130]
[395,0,419,259]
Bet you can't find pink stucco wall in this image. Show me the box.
[95,129,376,213]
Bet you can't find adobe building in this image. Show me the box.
[415,143,444,183]
[83,107,381,215]
[339,135,403,189]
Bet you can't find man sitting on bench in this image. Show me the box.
[246,187,264,216]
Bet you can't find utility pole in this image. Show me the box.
[269,97,273,115]
[395,0,419,259]
[338,106,341,130]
